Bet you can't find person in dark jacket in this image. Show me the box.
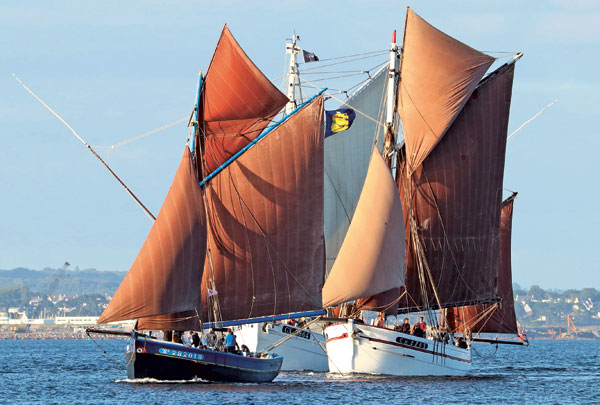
[190,331,200,348]
[396,317,411,334]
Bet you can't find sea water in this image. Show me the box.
[0,339,598,404]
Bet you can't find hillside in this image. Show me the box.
[0,268,598,330]
[0,267,125,296]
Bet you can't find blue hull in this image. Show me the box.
[126,333,282,383]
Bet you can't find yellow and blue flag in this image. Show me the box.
[325,109,356,138]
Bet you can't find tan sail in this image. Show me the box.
[200,95,326,323]
[449,194,519,334]
[400,62,516,311]
[98,149,207,324]
[322,148,405,308]
[398,8,495,174]
[200,26,289,174]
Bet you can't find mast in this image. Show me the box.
[349,31,404,315]
[285,32,303,115]
[383,30,400,166]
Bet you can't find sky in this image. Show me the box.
[1,1,599,290]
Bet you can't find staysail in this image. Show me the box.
[98,149,207,324]
[398,7,495,174]
[399,62,516,311]
[200,26,289,175]
[322,148,405,308]
[449,194,519,334]
[200,95,326,323]
[324,66,387,271]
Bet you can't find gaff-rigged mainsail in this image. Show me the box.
[98,149,207,324]
[201,95,325,323]
[322,148,405,309]
[399,62,516,312]
[199,26,289,175]
[398,8,495,174]
[449,194,519,335]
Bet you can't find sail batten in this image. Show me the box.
[398,7,495,174]
[98,149,207,324]
[322,149,405,308]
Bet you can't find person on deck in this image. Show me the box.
[396,317,411,334]
[412,317,426,338]
[224,329,239,353]
[374,312,385,328]
[190,331,200,348]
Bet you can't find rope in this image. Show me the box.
[471,341,499,359]
[12,73,156,222]
[86,332,126,373]
[301,49,388,64]
[92,117,187,151]
[262,316,323,352]
[301,76,383,128]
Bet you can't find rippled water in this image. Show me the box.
[1,338,597,404]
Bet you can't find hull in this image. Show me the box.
[325,320,472,376]
[126,333,282,382]
[234,322,328,371]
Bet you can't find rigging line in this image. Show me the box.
[12,73,156,221]
[231,186,322,307]
[86,332,126,373]
[324,168,352,226]
[228,169,266,319]
[92,117,187,150]
[301,72,370,83]
[480,50,518,55]
[300,69,375,75]
[197,124,224,328]
[262,316,324,353]
[300,52,388,72]
[301,76,384,128]
[420,165,481,298]
[300,49,388,64]
[507,100,557,141]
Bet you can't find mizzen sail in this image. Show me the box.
[450,194,519,334]
[398,8,495,174]
[98,149,207,324]
[322,148,405,308]
[400,62,516,311]
[200,26,289,175]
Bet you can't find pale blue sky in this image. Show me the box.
[2,1,598,289]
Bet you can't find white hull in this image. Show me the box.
[324,320,472,376]
[234,322,328,372]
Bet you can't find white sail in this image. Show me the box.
[324,65,387,271]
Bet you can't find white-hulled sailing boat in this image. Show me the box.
[323,7,526,376]
[90,25,333,382]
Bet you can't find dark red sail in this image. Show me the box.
[398,8,495,174]
[199,26,289,175]
[449,195,519,334]
[200,96,325,323]
[98,149,207,324]
[399,62,516,311]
